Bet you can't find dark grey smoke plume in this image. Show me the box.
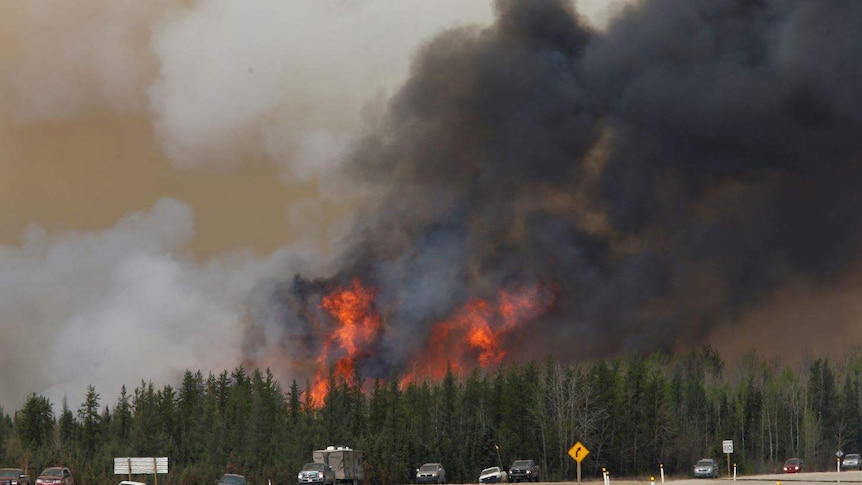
[249,0,862,379]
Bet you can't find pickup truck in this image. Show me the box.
[508,460,539,483]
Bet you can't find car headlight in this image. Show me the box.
[298,473,303,480]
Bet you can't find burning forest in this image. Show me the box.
[243,0,862,402]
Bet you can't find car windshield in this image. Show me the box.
[302,464,325,472]
[846,455,861,460]
[512,461,531,467]
[220,475,246,484]
[785,459,802,465]
[697,460,713,466]
[41,468,63,477]
[0,470,21,478]
[420,465,438,472]
[482,468,500,474]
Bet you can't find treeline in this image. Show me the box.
[3,348,862,485]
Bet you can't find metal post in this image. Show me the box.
[153,458,158,485]
[727,453,731,478]
[127,458,131,482]
[660,464,664,483]
[577,461,582,484]
[733,463,737,481]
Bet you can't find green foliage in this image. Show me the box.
[9,351,862,484]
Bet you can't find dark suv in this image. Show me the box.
[509,460,540,483]
[0,469,30,485]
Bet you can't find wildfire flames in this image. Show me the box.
[402,286,555,383]
[309,278,382,405]
[309,278,554,405]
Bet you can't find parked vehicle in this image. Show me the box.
[216,474,246,485]
[416,463,446,484]
[35,468,73,485]
[693,459,719,479]
[312,446,363,485]
[479,467,508,484]
[508,460,539,483]
[783,458,803,473]
[0,469,30,485]
[117,481,147,485]
[299,463,335,485]
[843,454,861,471]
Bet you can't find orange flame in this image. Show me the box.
[401,285,554,385]
[309,278,382,406]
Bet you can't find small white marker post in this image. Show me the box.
[660,463,665,483]
[651,476,655,485]
[733,463,737,481]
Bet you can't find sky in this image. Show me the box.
[3,0,862,413]
[0,0,633,412]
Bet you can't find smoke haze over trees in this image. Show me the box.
[246,0,862,386]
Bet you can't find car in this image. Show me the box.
[508,460,540,483]
[842,454,861,471]
[0,468,30,485]
[693,459,719,479]
[479,467,508,484]
[35,468,73,485]
[216,474,246,485]
[118,482,147,485]
[299,462,335,485]
[416,463,446,484]
[783,458,803,473]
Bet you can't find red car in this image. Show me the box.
[34,468,73,485]
[783,458,803,473]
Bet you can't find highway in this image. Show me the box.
[521,470,862,485]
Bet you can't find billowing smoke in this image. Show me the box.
[4,0,859,412]
[0,0,498,411]
[246,0,862,383]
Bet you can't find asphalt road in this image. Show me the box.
[519,469,862,485]
[671,470,862,485]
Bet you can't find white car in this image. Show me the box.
[479,467,508,484]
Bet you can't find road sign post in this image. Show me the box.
[723,440,734,477]
[568,442,590,484]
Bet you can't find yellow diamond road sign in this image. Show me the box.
[568,441,590,463]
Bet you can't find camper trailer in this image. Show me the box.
[312,446,364,485]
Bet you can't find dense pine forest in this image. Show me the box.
[3,348,862,485]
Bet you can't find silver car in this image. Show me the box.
[416,463,446,484]
[693,459,719,479]
[843,454,862,471]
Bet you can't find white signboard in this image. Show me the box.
[114,457,169,475]
[722,440,734,454]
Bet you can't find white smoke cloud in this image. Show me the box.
[148,0,494,176]
[0,198,314,412]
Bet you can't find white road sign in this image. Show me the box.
[113,457,169,475]
[722,440,734,454]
